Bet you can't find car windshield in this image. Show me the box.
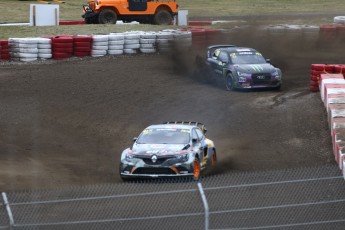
[136,128,190,144]
[230,53,267,64]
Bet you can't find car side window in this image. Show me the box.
[195,129,204,141]
[217,51,229,63]
[192,129,199,142]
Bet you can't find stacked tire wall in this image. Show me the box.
[317,68,345,180]
[0,40,10,60]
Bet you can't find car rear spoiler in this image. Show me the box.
[207,44,236,58]
[163,121,207,134]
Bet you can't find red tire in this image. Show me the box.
[0,53,10,60]
[310,80,319,87]
[310,75,319,81]
[53,42,73,48]
[53,47,73,53]
[74,47,91,52]
[52,37,73,43]
[73,36,92,42]
[74,42,91,47]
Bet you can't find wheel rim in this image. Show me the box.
[193,160,200,180]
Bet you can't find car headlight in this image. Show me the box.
[176,153,189,162]
[238,76,246,82]
[126,153,134,160]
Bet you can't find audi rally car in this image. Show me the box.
[119,121,217,181]
[205,45,282,90]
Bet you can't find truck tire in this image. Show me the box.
[153,10,172,25]
[98,9,117,24]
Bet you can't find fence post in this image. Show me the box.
[197,182,209,230]
[2,192,14,229]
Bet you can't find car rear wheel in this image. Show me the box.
[193,158,201,181]
[225,73,235,91]
[153,10,173,25]
[98,9,117,24]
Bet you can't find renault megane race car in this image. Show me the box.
[119,121,217,181]
[204,45,282,90]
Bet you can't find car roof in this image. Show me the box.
[220,47,258,53]
[145,124,197,130]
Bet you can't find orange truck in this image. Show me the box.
[82,0,178,25]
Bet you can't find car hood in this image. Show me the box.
[132,143,188,156]
[234,63,275,73]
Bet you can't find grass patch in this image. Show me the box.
[0,0,344,39]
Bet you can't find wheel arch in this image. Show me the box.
[154,5,173,14]
[99,6,120,15]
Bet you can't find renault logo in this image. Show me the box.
[257,75,265,79]
[151,155,158,163]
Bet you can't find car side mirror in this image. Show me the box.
[133,137,137,142]
[192,138,198,144]
[266,59,271,63]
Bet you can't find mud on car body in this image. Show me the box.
[204,45,282,90]
[119,121,217,181]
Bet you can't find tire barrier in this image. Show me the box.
[0,40,10,60]
[1,29,195,62]
[37,38,52,59]
[91,35,109,57]
[317,69,345,175]
[52,36,74,60]
[124,32,140,54]
[309,64,345,92]
[73,35,92,58]
[108,33,125,55]
[9,38,39,62]
[139,32,156,54]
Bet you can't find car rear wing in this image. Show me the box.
[207,44,236,58]
[163,121,207,134]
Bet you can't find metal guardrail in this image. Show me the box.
[1,166,344,230]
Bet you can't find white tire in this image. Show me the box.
[20,57,38,62]
[108,34,125,41]
[140,38,156,44]
[140,32,157,39]
[124,33,141,40]
[334,16,345,24]
[123,49,137,54]
[174,31,192,39]
[92,45,108,50]
[11,48,38,53]
[109,40,124,45]
[9,43,38,48]
[108,45,124,50]
[92,41,108,46]
[140,43,155,48]
[38,49,52,54]
[124,39,140,44]
[92,35,109,42]
[38,43,52,49]
[156,39,171,44]
[38,53,52,59]
[37,38,52,44]
[140,48,156,54]
[156,32,173,39]
[108,49,124,55]
[9,38,38,44]
[11,52,38,58]
[91,49,107,55]
[124,44,140,49]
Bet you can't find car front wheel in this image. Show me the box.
[192,158,201,181]
[225,73,235,91]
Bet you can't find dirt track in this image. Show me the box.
[0,25,342,192]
